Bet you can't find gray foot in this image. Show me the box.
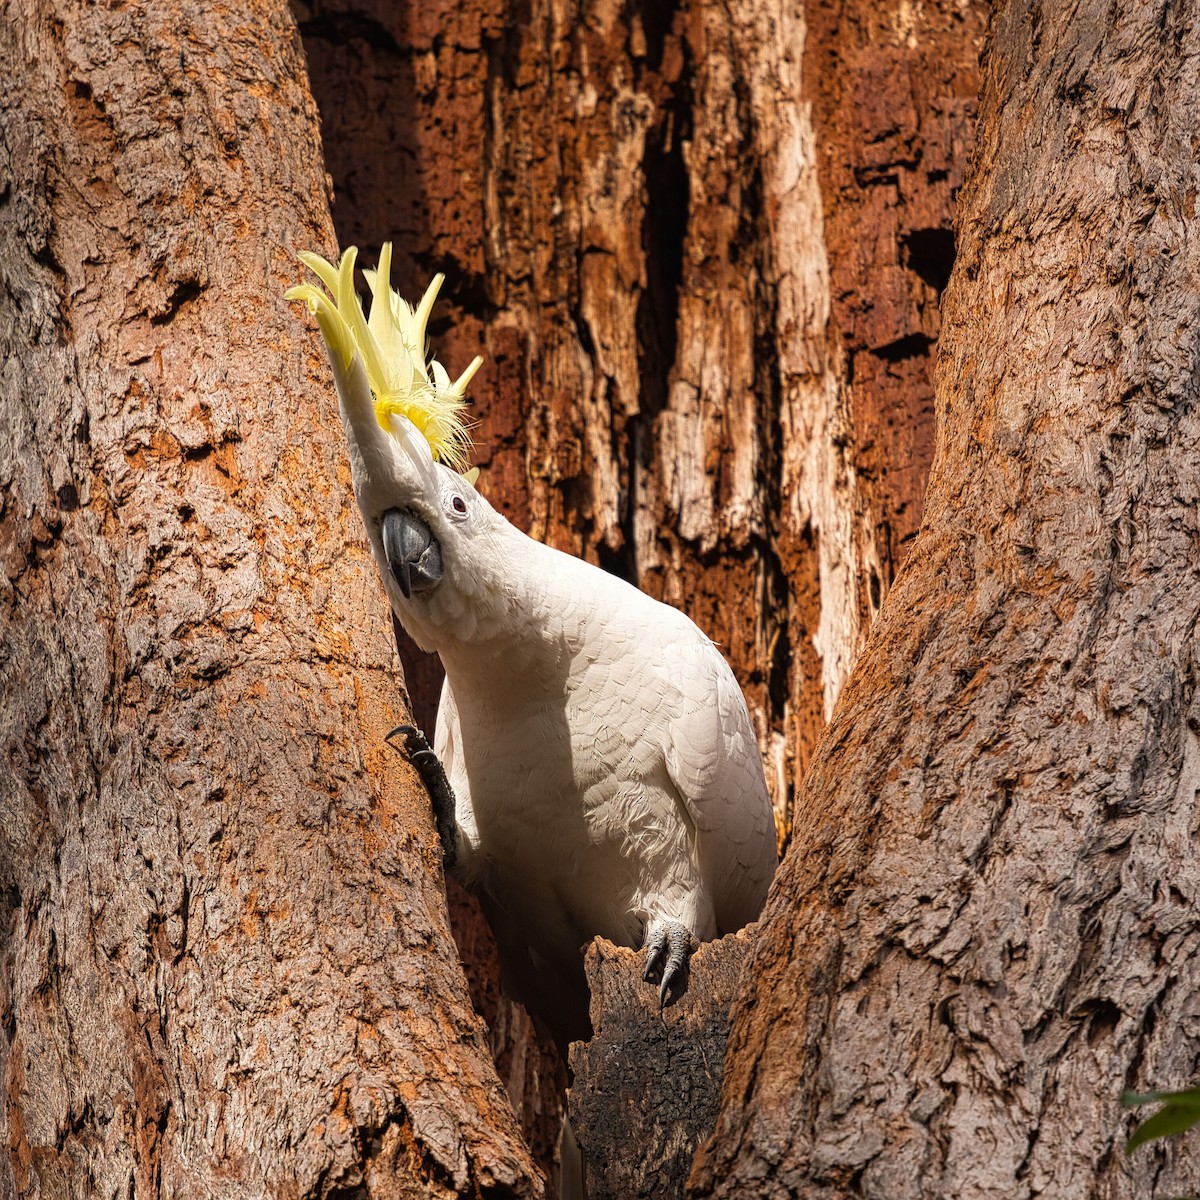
[642,919,693,1008]
[386,723,457,873]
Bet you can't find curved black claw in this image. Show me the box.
[385,722,420,748]
[644,941,665,982]
[642,921,693,1010]
[385,723,458,873]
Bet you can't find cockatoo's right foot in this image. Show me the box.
[642,919,694,1008]
[386,723,457,872]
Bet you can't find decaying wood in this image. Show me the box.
[0,2,540,1196]
[568,936,751,1200]
[803,0,986,681]
[693,2,1200,1195]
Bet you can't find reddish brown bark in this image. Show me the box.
[804,0,985,638]
[0,2,540,1196]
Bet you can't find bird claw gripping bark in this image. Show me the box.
[643,920,693,1009]
[386,724,457,872]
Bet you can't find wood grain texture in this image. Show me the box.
[693,2,1200,1195]
[0,2,540,1195]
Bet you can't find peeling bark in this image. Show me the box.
[0,3,539,1196]
[694,2,1200,1196]
[803,0,986,663]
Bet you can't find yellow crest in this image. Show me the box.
[287,243,481,478]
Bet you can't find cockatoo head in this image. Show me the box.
[288,245,507,649]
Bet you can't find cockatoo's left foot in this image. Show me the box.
[642,919,694,1008]
[386,723,457,873]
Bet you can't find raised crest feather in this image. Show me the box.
[287,244,481,474]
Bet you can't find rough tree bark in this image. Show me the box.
[0,2,540,1196]
[694,2,1200,1196]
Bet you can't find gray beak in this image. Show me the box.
[380,508,443,599]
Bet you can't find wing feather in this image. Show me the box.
[656,637,778,934]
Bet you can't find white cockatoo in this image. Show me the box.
[289,246,778,1049]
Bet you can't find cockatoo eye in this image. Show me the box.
[450,495,468,515]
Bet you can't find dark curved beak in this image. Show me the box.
[380,508,443,599]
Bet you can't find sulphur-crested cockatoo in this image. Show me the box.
[289,246,777,1049]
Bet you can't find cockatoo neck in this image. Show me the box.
[421,526,582,690]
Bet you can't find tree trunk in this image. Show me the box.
[693,2,1200,1196]
[0,3,540,1196]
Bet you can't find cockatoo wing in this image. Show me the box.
[656,637,777,935]
[433,675,482,871]
[433,674,458,773]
